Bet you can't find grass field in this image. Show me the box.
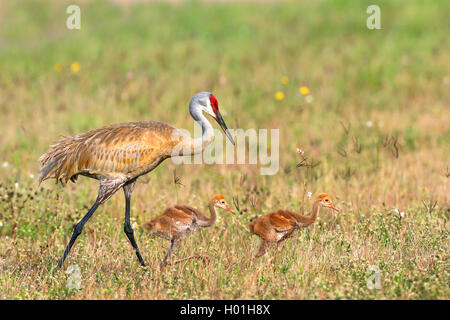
[0,0,449,299]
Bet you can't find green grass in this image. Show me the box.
[0,0,449,299]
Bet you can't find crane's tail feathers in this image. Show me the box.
[38,136,82,184]
[38,156,62,184]
[142,221,153,230]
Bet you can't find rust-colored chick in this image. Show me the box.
[248,193,339,261]
[143,194,233,268]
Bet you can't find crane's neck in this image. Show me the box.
[286,200,321,227]
[180,109,214,156]
[293,200,321,226]
[308,200,321,223]
[204,200,217,227]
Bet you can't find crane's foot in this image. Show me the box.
[137,257,147,268]
[56,259,63,270]
[159,252,210,272]
[172,252,210,265]
[140,264,150,273]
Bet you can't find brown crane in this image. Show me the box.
[248,193,339,262]
[39,92,235,269]
[143,194,233,268]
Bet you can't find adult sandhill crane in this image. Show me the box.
[39,92,235,269]
[248,193,339,262]
[143,194,233,268]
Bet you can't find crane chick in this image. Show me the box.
[249,193,339,262]
[143,194,233,268]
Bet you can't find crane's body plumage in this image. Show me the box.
[39,121,180,184]
[248,209,312,241]
[144,204,217,240]
[143,206,201,241]
[39,92,235,269]
[248,194,338,261]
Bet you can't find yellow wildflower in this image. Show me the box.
[53,64,63,72]
[281,76,289,85]
[274,91,285,100]
[70,61,81,73]
[299,86,310,95]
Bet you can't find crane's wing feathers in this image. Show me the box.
[174,205,208,220]
[269,212,295,232]
[143,207,196,238]
[162,207,196,225]
[39,121,179,183]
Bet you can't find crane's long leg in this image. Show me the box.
[161,239,179,267]
[273,239,288,265]
[273,228,296,264]
[123,181,146,267]
[254,240,275,259]
[57,201,100,269]
[57,177,125,269]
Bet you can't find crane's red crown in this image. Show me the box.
[212,194,225,201]
[316,193,329,200]
[209,94,219,115]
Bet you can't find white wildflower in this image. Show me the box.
[307,192,312,198]
[126,72,134,80]
[2,162,8,168]
[15,182,19,189]
[0,221,3,227]
[366,121,373,127]
[296,147,304,156]
[392,208,399,214]
[305,95,313,103]
[400,211,405,218]
[29,173,35,179]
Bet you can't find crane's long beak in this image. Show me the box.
[225,204,234,213]
[329,203,340,212]
[215,112,235,146]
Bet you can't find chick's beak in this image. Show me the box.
[225,204,234,213]
[328,203,340,212]
[215,111,235,146]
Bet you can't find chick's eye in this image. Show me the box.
[325,199,329,202]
